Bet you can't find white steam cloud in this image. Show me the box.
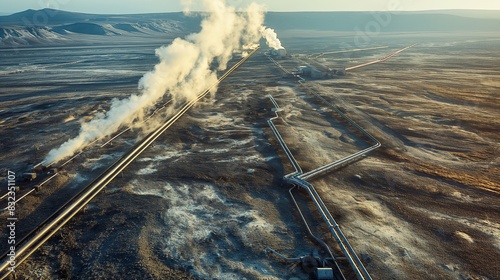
[260,27,283,50]
[44,0,283,164]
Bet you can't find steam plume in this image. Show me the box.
[44,0,282,164]
[260,27,283,50]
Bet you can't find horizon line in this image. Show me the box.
[2,8,500,16]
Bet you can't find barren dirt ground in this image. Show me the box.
[0,34,499,279]
[277,37,500,279]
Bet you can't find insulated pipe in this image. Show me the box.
[286,177,371,280]
[266,95,303,176]
[264,248,301,262]
[289,186,335,260]
[288,186,346,280]
[346,44,416,71]
[265,87,377,279]
[293,179,372,280]
[296,80,381,180]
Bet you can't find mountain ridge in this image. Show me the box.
[1,9,499,47]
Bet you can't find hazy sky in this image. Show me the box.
[1,0,500,14]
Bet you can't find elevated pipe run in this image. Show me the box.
[289,186,336,260]
[31,99,173,169]
[0,47,260,278]
[288,178,372,280]
[100,127,131,148]
[346,44,416,71]
[309,46,389,59]
[0,189,36,212]
[0,173,58,209]
[265,54,290,74]
[264,248,301,263]
[297,80,381,181]
[266,95,302,177]
[300,145,378,181]
[100,100,173,148]
[265,87,379,279]
[288,186,346,279]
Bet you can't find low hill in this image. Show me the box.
[52,23,110,35]
[0,9,201,47]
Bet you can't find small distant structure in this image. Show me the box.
[23,173,37,181]
[33,165,45,173]
[295,65,346,79]
[297,66,310,76]
[270,47,287,59]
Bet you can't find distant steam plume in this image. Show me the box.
[44,0,283,164]
[260,27,283,50]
